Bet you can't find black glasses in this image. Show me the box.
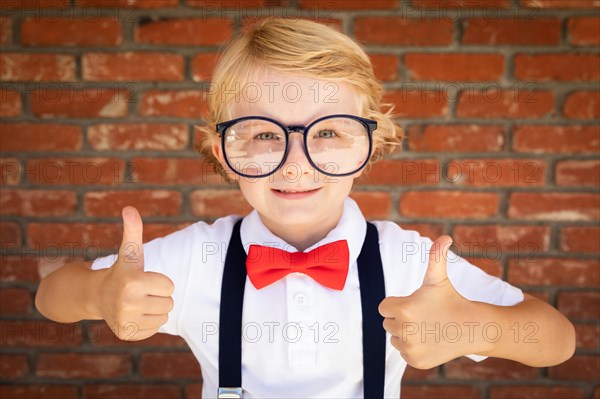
[216,114,376,178]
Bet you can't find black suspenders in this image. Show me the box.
[218,219,386,398]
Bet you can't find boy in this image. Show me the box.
[35,18,575,399]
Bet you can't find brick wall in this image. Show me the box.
[0,0,599,398]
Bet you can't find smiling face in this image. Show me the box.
[212,68,366,246]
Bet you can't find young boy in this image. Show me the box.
[35,18,575,399]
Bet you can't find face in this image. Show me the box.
[212,68,366,234]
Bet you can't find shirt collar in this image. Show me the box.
[240,197,367,267]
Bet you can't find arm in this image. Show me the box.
[35,261,107,323]
[473,293,576,366]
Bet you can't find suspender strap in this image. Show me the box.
[218,220,386,398]
[356,221,387,399]
[218,218,246,395]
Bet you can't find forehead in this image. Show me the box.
[229,68,362,125]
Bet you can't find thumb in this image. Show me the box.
[423,235,452,286]
[118,206,144,268]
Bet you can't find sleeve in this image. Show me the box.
[422,237,525,362]
[91,224,199,337]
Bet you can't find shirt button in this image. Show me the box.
[294,293,307,305]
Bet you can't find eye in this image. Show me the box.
[254,132,280,140]
[316,129,337,138]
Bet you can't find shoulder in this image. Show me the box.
[369,219,433,249]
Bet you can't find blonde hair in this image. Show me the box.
[196,18,403,182]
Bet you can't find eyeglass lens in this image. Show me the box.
[223,117,370,177]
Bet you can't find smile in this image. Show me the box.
[271,187,322,199]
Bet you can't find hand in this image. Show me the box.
[97,206,175,341]
[379,236,484,369]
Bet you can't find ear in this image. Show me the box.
[212,140,239,182]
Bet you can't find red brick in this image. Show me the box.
[349,191,392,219]
[87,322,187,347]
[560,226,600,253]
[0,385,77,399]
[513,125,600,153]
[242,16,343,32]
[83,52,183,82]
[400,191,499,219]
[185,384,203,399]
[21,18,121,47]
[0,256,39,282]
[370,54,399,82]
[88,123,188,151]
[0,354,28,379]
[144,223,191,242]
[136,18,232,46]
[84,190,182,217]
[0,53,75,82]
[412,0,509,7]
[453,224,550,253]
[27,223,122,250]
[354,17,453,46]
[564,91,600,119]
[0,88,21,117]
[0,320,82,347]
[26,158,125,185]
[521,0,600,8]
[515,54,600,82]
[574,323,600,349]
[508,192,600,221]
[358,160,441,185]
[399,223,445,241]
[402,365,439,380]
[465,256,503,277]
[191,52,219,82]
[83,384,180,399]
[141,90,208,118]
[1,189,76,217]
[569,17,600,46]
[37,353,131,378]
[1,17,12,45]
[1,0,69,7]
[0,288,31,314]
[548,355,600,381]
[1,124,82,152]
[30,88,130,118]
[445,357,537,380]
[490,385,585,399]
[190,190,252,217]
[406,53,504,81]
[456,89,555,118]
[132,158,224,185]
[408,124,504,152]
[188,0,284,6]
[140,352,200,378]
[401,385,481,399]
[1,158,21,185]
[0,221,21,248]
[556,160,600,186]
[508,257,599,287]
[300,0,397,8]
[384,89,448,118]
[78,0,178,7]
[558,291,600,319]
[462,18,560,45]
[445,159,546,186]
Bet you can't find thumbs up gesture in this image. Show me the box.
[97,206,175,341]
[379,236,483,369]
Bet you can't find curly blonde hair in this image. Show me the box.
[196,18,403,182]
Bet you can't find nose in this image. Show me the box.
[282,131,313,178]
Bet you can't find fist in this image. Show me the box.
[98,206,175,341]
[379,236,476,369]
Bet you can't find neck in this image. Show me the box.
[259,206,344,252]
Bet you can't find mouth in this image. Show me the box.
[271,187,322,200]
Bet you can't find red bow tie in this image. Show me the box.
[246,240,350,290]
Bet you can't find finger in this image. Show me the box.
[141,295,174,315]
[140,313,169,329]
[118,206,144,268]
[140,272,175,297]
[423,235,452,286]
[378,297,402,319]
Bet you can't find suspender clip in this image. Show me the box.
[217,387,243,398]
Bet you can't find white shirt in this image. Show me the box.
[92,197,523,399]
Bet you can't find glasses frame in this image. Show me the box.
[216,114,377,179]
